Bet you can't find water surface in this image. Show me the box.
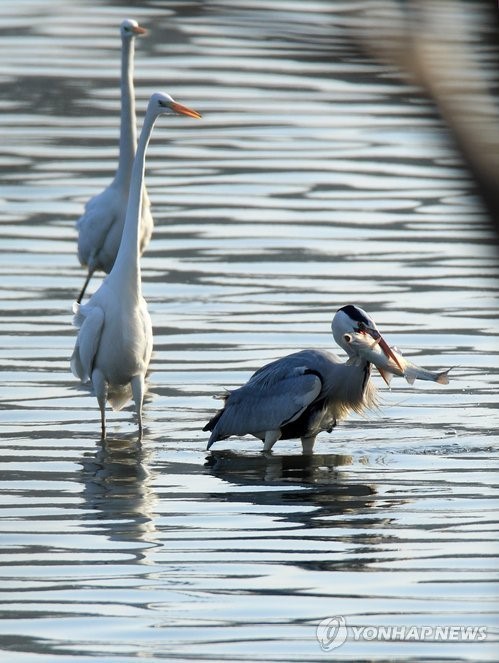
[0,1,498,661]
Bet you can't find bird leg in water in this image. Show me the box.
[263,430,281,452]
[100,413,106,440]
[301,436,316,455]
[92,368,108,440]
[77,268,95,304]
[131,374,145,441]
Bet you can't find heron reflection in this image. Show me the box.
[204,450,379,525]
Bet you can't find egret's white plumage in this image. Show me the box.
[76,18,152,302]
[204,305,400,454]
[71,92,202,438]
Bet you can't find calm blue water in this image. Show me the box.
[0,0,498,661]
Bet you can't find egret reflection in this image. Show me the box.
[79,436,159,558]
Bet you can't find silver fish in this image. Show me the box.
[343,331,451,386]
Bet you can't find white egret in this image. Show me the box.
[204,305,437,454]
[76,18,152,303]
[71,92,202,439]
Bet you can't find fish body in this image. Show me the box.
[344,331,451,385]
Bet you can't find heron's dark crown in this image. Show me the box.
[339,304,371,327]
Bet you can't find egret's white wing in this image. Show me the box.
[70,306,105,383]
[77,190,118,266]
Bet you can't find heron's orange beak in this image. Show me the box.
[377,336,404,371]
[170,101,202,119]
[132,25,147,36]
[364,328,404,371]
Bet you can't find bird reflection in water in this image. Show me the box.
[205,449,355,485]
[204,451,402,572]
[79,437,158,559]
[205,450,378,526]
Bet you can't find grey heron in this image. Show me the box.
[203,305,401,454]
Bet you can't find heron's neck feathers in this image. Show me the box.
[325,359,377,422]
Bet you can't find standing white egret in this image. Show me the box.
[204,305,423,454]
[71,92,202,439]
[76,18,152,303]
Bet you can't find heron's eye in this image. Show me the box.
[357,322,366,333]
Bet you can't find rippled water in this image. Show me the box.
[0,0,498,661]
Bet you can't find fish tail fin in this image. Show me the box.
[436,368,452,385]
[404,365,451,385]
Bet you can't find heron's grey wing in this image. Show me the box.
[247,350,333,387]
[212,368,322,439]
[70,306,105,383]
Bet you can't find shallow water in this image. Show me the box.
[0,0,498,661]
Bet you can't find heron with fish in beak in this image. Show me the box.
[204,305,451,454]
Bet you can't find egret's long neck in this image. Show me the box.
[110,108,157,294]
[115,36,137,188]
